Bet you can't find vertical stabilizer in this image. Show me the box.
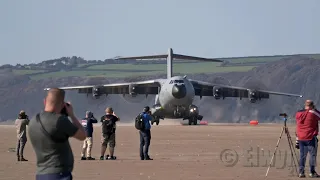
[167,48,173,79]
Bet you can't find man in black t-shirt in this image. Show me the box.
[100,107,120,160]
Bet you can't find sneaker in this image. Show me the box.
[86,157,95,160]
[107,156,116,160]
[299,173,306,178]
[100,156,104,160]
[81,157,86,160]
[309,172,320,178]
[145,157,153,160]
[20,157,28,161]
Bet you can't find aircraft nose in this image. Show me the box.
[172,84,187,99]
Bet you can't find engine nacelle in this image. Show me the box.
[129,84,138,97]
[213,87,222,100]
[248,89,258,103]
[92,86,103,99]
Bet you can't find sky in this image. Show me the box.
[0,0,319,65]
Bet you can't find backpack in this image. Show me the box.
[135,113,145,130]
[102,117,115,134]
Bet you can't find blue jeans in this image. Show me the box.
[140,130,151,159]
[36,172,72,180]
[299,136,318,174]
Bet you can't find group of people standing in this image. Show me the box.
[79,107,120,160]
[80,106,153,161]
[14,88,154,180]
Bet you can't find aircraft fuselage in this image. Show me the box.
[151,76,199,119]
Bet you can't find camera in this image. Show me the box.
[295,140,299,149]
[60,103,70,116]
[279,113,288,117]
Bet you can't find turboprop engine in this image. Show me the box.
[213,87,222,100]
[92,86,104,99]
[248,89,258,103]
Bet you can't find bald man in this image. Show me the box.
[296,100,320,178]
[28,88,86,180]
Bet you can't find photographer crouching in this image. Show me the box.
[296,100,320,178]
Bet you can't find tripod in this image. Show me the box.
[265,116,299,177]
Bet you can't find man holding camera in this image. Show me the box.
[15,110,30,161]
[81,111,98,160]
[100,107,119,160]
[28,88,86,180]
[296,100,320,178]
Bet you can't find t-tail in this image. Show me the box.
[116,48,223,79]
[167,48,173,79]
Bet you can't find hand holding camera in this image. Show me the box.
[60,102,75,117]
[295,140,300,149]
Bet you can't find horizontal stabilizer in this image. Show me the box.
[115,48,223,79]
[115,52,223,62]
[174,54,222,62]
[116,54,168,60]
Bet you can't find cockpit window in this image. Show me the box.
[174,80,184,83]
[169,80,184,84]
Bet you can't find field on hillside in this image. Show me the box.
[9,53,320,80]
[0,124,304,180]
[14,62,256,80]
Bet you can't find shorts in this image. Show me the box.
[101,133,116,148]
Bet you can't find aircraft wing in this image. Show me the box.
[44,79,162,95]
[189,79,303,99]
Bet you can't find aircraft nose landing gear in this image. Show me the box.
[186,115,203,125]
[184,105,203,125]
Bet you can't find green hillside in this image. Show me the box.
[9,53,320,80]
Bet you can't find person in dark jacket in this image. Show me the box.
[139,106,153,160]
[100,107,120,160]
[81,111,98,160]
[296,100,320,178]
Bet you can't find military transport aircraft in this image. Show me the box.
[44,48,303,125]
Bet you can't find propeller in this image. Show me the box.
[84,77,112,107]
[121,93,148,104]
[195,76,234,122]
[119,78,148,104]
[240,77,268,105]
